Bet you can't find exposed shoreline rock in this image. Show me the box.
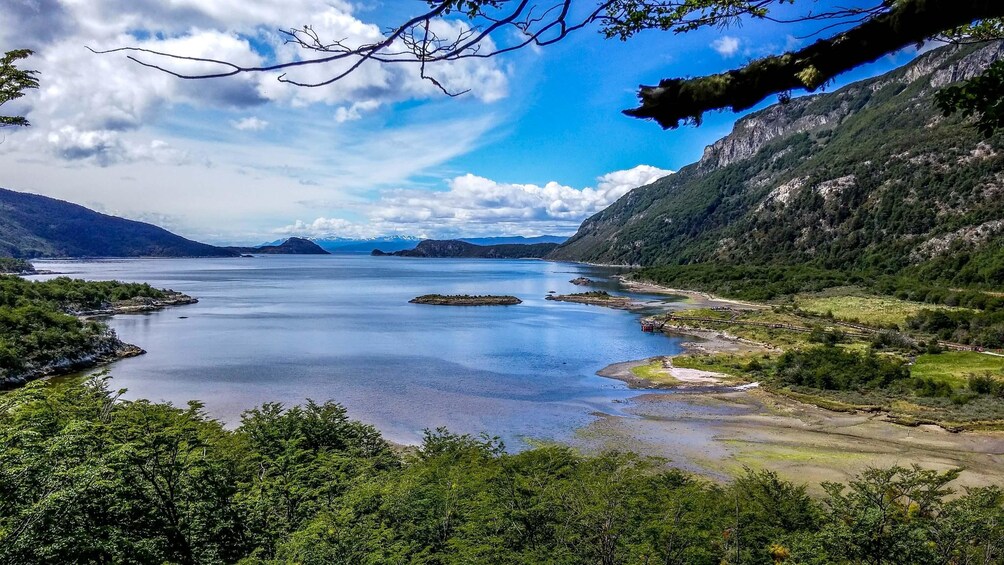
[569,277,594,285]
[0,338,145,390]
[74,291,199,318]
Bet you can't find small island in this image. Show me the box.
[569,277,593,285]
[545,290,634,309]
[410,294,522,306]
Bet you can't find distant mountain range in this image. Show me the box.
[226,238,330,255]
[268,235,568,254]
[373,239,559,259]
[0,187,562,260]
[0,188,239,258]
[547,41,1004,288]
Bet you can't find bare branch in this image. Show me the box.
[91,0,1004,130]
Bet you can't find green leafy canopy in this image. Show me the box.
[0,49,39,128]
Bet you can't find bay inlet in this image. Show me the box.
[31,255,684,448]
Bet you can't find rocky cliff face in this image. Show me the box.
[698,97,848,170]
[697,41,1004,171]
[549,42,1004,281]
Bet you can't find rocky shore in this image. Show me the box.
[0,337,144,389]
[74,291,199,318]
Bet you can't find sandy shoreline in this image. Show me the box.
[576,276,1004,490]
[574,388,1004,490]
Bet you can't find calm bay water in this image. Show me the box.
[31,256,683,447]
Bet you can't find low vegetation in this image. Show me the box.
[3,377,1004,565]
[629,359,679,386]
[796,294,965,328]
[642,283,1004,427]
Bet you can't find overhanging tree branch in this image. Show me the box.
[92,0,1004,131]
[0,49,39,128]
[625,0,1004,128]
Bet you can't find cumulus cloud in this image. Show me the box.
[1,0,508,166]
[276,218,386,240]
[711,36,741,57]
[276,165,673,239]
[45,126,190,167]
[231,117,269,131]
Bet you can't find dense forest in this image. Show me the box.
[2,376,1003,565]
[0,276,168,387]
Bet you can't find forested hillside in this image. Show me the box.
[374,239,559,258]
[549,42,1004,289]
[0,188,238,258]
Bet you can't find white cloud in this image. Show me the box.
[334,101,381,123]
[276,165,674,239]
[0,0,508,166]
[711,36,741,57]
[231,117,269,131]
[0,0,513,242]
[276,218,386,240]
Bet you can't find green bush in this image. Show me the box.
[2,379,1002,565]
[775,346,910,391]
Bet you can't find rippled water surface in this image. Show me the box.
[32,256,683,447]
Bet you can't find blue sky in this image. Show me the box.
[0,0,925,244]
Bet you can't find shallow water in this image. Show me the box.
[31,256,683,447]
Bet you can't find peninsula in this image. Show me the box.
[0,276,199,389]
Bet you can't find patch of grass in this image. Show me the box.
[911,351,1004,386]
[796,294,966,328]
[681,307,735,320]
[722,439,871,466]
[666,309,815,348]
[630,360,680,386]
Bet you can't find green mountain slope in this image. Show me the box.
[0,188,238,258]
[549,42,1004,288]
